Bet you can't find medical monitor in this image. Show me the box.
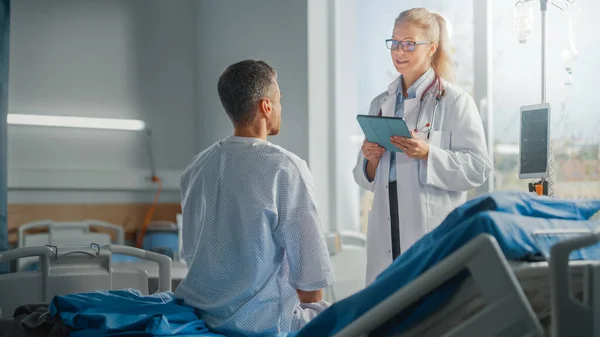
[518,103,551,179]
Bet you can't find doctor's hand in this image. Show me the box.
[362,140,385,163]
[391,131,430,160]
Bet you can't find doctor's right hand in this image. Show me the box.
[362,140,385,164]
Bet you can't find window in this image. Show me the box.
[350,0,475,235]
[491,0,600,199]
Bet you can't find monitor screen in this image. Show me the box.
[519,106,549,178]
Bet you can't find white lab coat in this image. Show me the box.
[353,71,493,285]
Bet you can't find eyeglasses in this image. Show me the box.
[385,39,431,52]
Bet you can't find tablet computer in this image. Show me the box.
[356,114,412,152]
[518,103,550,179]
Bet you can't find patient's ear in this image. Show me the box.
[259,98,273,118]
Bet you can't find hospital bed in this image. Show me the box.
[385,230,598,337]
[16,219,125,271]
[332,234,544,337]
[0,243,172,319]
[292,193,600,337]
[15,219,189,291]
[329,230,600,337]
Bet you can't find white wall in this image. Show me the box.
[6,0,336,233]
[195,0,335,231]
[7,0,198,203]
[195,0,309,160]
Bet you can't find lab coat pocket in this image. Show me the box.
[427,130,452,150]
[418,130,452,186]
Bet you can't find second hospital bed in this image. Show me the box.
[330,235,596,337]
[290,192,600,337]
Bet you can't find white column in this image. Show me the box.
[308,0,334,232]
[333,0,360,233]
[473,0,494,194]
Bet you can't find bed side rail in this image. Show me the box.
[332,234,543,337]
[0,244,172,293]
[18,219,126,247]
[104,244,172,292]
[84,220,126,245]
[550,228,600,337]
[0,245,55,264]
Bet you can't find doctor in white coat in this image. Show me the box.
[353,8,493,285]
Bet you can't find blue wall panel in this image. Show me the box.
[0,0,9,273]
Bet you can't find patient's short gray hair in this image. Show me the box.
[217,60,277,127]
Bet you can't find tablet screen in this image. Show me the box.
[519,106,549,177]
[356,115,412,152]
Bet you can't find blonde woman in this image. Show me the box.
[353,8,493,285]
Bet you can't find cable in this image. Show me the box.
[136,176,162,248]
[136,127,162,248]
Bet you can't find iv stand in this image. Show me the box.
[542,0,548,104]
[529,0,553,196]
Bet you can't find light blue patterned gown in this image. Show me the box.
[175,136,335,337]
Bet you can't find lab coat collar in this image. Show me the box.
[387,76,402,95]
[387,67,435,98]
[415,68,436,98]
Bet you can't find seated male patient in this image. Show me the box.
[175,60,335,337]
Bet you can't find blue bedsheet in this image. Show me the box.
[47,192,600,337]
[49,289,225,337]
[289,191,600,337]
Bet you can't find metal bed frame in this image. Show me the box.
[550,227,600,337]
[329,227,600,337]
[0,244,171,318]
[332,234,545,337]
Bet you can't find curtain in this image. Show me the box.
[0,0,9,273]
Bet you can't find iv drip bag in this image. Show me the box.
[514,0,534,43]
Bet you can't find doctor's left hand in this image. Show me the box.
[390,131,430,160]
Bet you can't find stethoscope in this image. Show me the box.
[414,74,446,139]
[377,73,446,139]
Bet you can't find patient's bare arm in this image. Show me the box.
[296,289,323,303]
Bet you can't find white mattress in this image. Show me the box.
[396,261,588,337]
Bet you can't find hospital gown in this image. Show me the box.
[175,136,335,337]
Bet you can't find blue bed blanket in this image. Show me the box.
[290,191,600,337]
[49,289,225,337]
